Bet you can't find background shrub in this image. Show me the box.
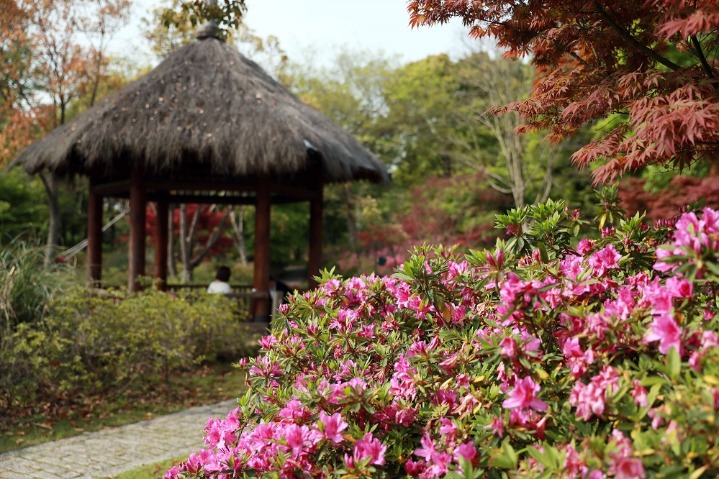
[0,287,259,412]
[0,240,75,331]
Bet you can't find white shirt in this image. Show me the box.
[207,280,232,294]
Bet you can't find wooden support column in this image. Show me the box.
[128,164,147,292]
[87,176,103,287]
[252,179,271,322]
[154,200,169,291]
[308,182,324,289]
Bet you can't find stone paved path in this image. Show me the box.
[0,399,237,479]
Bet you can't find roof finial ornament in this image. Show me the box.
[196,0,221,40]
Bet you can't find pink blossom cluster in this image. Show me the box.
[168,208,719,478]
[654,207,719,274]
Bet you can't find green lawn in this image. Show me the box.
[105,456,186,479]
[1,362,247,454]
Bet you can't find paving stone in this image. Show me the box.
[0,399,236,479]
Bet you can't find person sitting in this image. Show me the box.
[207,266,232,294]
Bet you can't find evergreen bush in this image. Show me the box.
[0,288,258,411]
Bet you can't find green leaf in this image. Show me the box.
[666,346,681,380]
[488,440,518,469]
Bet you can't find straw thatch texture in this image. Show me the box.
[12,38,389,184]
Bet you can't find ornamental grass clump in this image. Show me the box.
[169,201,719,478]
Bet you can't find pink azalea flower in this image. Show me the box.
[414,434,437,461]
[569,381,606,420]
[576,238,595,255]
[283,424,309,456]
[644,314,682,354]
[562,337,595,378]
[259,335,277,349]
[277,399,311,421]
[354,433,386,466]
[428,452,452,477]
[611,457,645,479]
[453,441,478,464]
[439,418,457,440]
[490,417,504,437]
[502,376,547,411]
[665,277,693,298]
[631,380,648,407]
[648,408,665,430]
[317,411,348,443]
[562,444,583,475]
[164,466,180,479]
[560,255,584,280]
[588,244,621,277]
[455,373,470,389]
[414,435,451,478]
[405,458,426,476]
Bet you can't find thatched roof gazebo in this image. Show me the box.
[12,22,389,320]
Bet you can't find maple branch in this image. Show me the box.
[568,51,593,71]
[690,35,716,81]
[593,1,682,72]
[190,209,230,269]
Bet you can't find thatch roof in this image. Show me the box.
[11,37,389,185]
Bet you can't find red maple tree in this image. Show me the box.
[619,176,719,219]
[337,173,511,274]
[408,0,719,183]
[145,204,233,282]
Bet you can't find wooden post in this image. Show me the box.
[87,176,103,287]
[252,179,271,321]
[154,200,169,291]
[308,184,324,289]
[128,163,146,292]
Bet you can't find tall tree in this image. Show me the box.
[288,50,398,250]
[381,54,467,185]
[0,1,46,167]
[3,0,131,266]
[451,50,557,207]
[408,0,719,183]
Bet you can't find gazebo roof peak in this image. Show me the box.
[195,0,222,41]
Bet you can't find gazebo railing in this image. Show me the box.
[166,283,254,313]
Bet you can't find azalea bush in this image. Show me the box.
[168,200,719,478]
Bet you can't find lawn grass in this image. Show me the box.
[104,456,186,479]
[0,362,248,454]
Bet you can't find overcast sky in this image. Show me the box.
[113,0,471,68]
[243,0,469,64]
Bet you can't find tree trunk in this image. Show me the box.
[178,204,193,284]
[40,172,61,268]
[168,205,177,279]
[709,154,719,177]
[441,154,452,178]
[230,206,248,265]
[341,184,358,251]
